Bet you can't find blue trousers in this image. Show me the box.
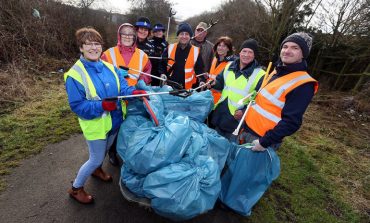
[73,131,117,188]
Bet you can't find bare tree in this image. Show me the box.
[254,0,318,60]
[315,0,370,47]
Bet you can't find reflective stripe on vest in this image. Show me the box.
[167,43,200,89]
[64,60,123,140]
[215,63,265,115]
[245,71,319,136]
[209,57,229,80]
[103,46,148,86]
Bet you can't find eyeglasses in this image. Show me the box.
[196,28,205,32]
[83,42,102,48]
[120,33,135,38]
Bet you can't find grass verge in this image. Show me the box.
[0,84,80,191]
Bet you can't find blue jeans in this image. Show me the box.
[73,131,117,188]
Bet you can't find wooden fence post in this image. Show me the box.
[353,63,370,92]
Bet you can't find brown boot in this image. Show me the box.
[91,167,113,182]
[67,187,94,204]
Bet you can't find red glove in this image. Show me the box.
[132,90,147,95]
[102,99,117,111]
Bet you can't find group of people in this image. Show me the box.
[64,16,318,214]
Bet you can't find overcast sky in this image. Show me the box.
[105,0,225,21]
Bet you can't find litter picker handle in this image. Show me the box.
[103,96,118,101]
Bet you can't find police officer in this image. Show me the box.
[149,23,169,86]
[135,17,155,57]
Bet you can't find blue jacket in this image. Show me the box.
[245,60,316,147]
[211,58,263,133]
[65,57,135,133]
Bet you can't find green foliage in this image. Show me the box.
[0,85,80,191]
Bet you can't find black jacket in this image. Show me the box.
[159,43,205,89]
[149,37,168,86]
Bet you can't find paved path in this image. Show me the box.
[0,135,242,223]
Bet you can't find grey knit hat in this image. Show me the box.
[281,32,313,58]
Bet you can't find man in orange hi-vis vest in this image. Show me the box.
[244,32,318,151]
[159,22,205,89]
[219,32,319,216]
[101,23,152,87]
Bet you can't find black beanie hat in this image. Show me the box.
[176,23,193,37]
[135,17,151,29]
[281,32,313,58]
[240,38,259,55]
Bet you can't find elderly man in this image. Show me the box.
[210,39,265,142]
[190,22,214,73]
[159,22,204,89]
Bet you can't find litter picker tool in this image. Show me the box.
[103,89,192,101]
[232,62,273,136]
[196,72,209,78]
[166,8,176,40]
[148,56,175,61]
[191,19,219,40]
[119,66,183,89]
[191,79,215,92]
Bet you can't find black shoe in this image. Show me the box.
[109,151,119,166]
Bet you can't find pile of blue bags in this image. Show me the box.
[117,86,231,221]
[117,85,281,220]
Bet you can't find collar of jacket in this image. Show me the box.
[152,36,166,43]
[229,58,259,77]
[79,55,104,73]
[275,59,308,77]
[178,42,191,50]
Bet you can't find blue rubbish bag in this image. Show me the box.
[160,90,213,122]
[219,146,280,216]
[124,112,192,175]
[120,165,147,198]
[143,155,221,221]
[188,120,231,172]
[116,115,154,162]
[144,92,165,126]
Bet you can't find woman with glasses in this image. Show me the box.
[64,27,146,204]
[101,23,152,166]
[101,23,152,86]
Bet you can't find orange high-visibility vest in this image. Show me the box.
[208,57,230,104]
[245,71,318,136]
[103,46,148,86]
[167,43,199,89]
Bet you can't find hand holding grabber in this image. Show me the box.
[166,8,176,40]
[191,19,219,40]
[119,65,183,89]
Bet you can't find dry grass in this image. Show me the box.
[296,92,370,219]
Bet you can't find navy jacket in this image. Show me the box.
[245,60,316,147]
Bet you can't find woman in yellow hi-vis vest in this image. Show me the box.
[65,27,146,204]
[210,39,265,143]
